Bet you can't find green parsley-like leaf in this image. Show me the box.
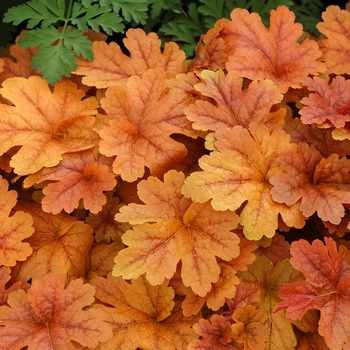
[111,0,149,25]
[70,3,124,35]
[18,26,93,85]
[3,0,64,28]
[159,3,206,57]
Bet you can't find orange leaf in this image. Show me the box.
[216,6,325,93]
[12,201,94,283]
[270,142,350,224]
[98,68,196,181]
[87,242,125,277]
[23,148,116,214]
[317,5,350,75]
[231,305,267,350]
[91,274,200,350]
[188,314,235,350]
[73,28,186,88]
[187,28,227,73]
[0,76,99,175]
[185,70,285,132]
[0,266,29,306]
[0,273,113,350]
[0,176,34,266]
[114,170,240,296]
[299,76,350,128]
[85,192,131,243]
[182,123,305,239]
[276,237,350,350]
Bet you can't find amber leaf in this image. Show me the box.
[0,176,34,267]
[0,273,113,349]
[91,274,200,350]
[98,68,196,182]
[182,123,305,240]
[0,76,99,175]
[73,28,186,88]
[217,6,325,93]
[114,170,240,296]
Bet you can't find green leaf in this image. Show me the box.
[3,0,64,28]
[111,0,149,25]
[159,3,205,57]
[18,26,94,85]
[70,3,124,34]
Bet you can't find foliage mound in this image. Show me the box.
[0,2,350,350]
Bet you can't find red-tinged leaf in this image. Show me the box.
[255,232,292,265]
[98,68,196,182]
[73,28,186,88]
[225,279,260,318]
[231,305,267,350]
[283,114,350,157]
[114,170,240,296]
[0,176,34,267]
[238,255,304,350]
[0,273,113,350]
[215,6,325,93]
[91,274,200,350]
[300,76,350,128]
[317,5,350,75]
[182,123,305,240]
[270,142,350,224]
[276,237,350,350]
[85,192,131,243]
[185,70,285,132]
[0,76,99,175]
[23,148,116,214]
[0,266,29,306]
[11,201,94,283]
[188,314,236,350]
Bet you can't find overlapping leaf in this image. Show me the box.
[73,28,186,88]
[98,68,196,182]
[85,192,131,243]
[317,5,350,75]
[270,142,350,224]
[0,273,112,350]
[215,6,325,93]
[11,201,94,283]
[276,237,350,350]
[0,176,34,267]
[91,274,200,350]
[188,314,236,350]
[114,170,240,296]
[182,122,305,240]
[185,70,285,133]
[238,255,304,350]
[299,76,350,129]
[23,147,117,214]
[0,76,99,175]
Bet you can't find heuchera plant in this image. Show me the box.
[0,3,350,350]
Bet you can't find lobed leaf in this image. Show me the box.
[0,273,113,350]
[276,237,350,350]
